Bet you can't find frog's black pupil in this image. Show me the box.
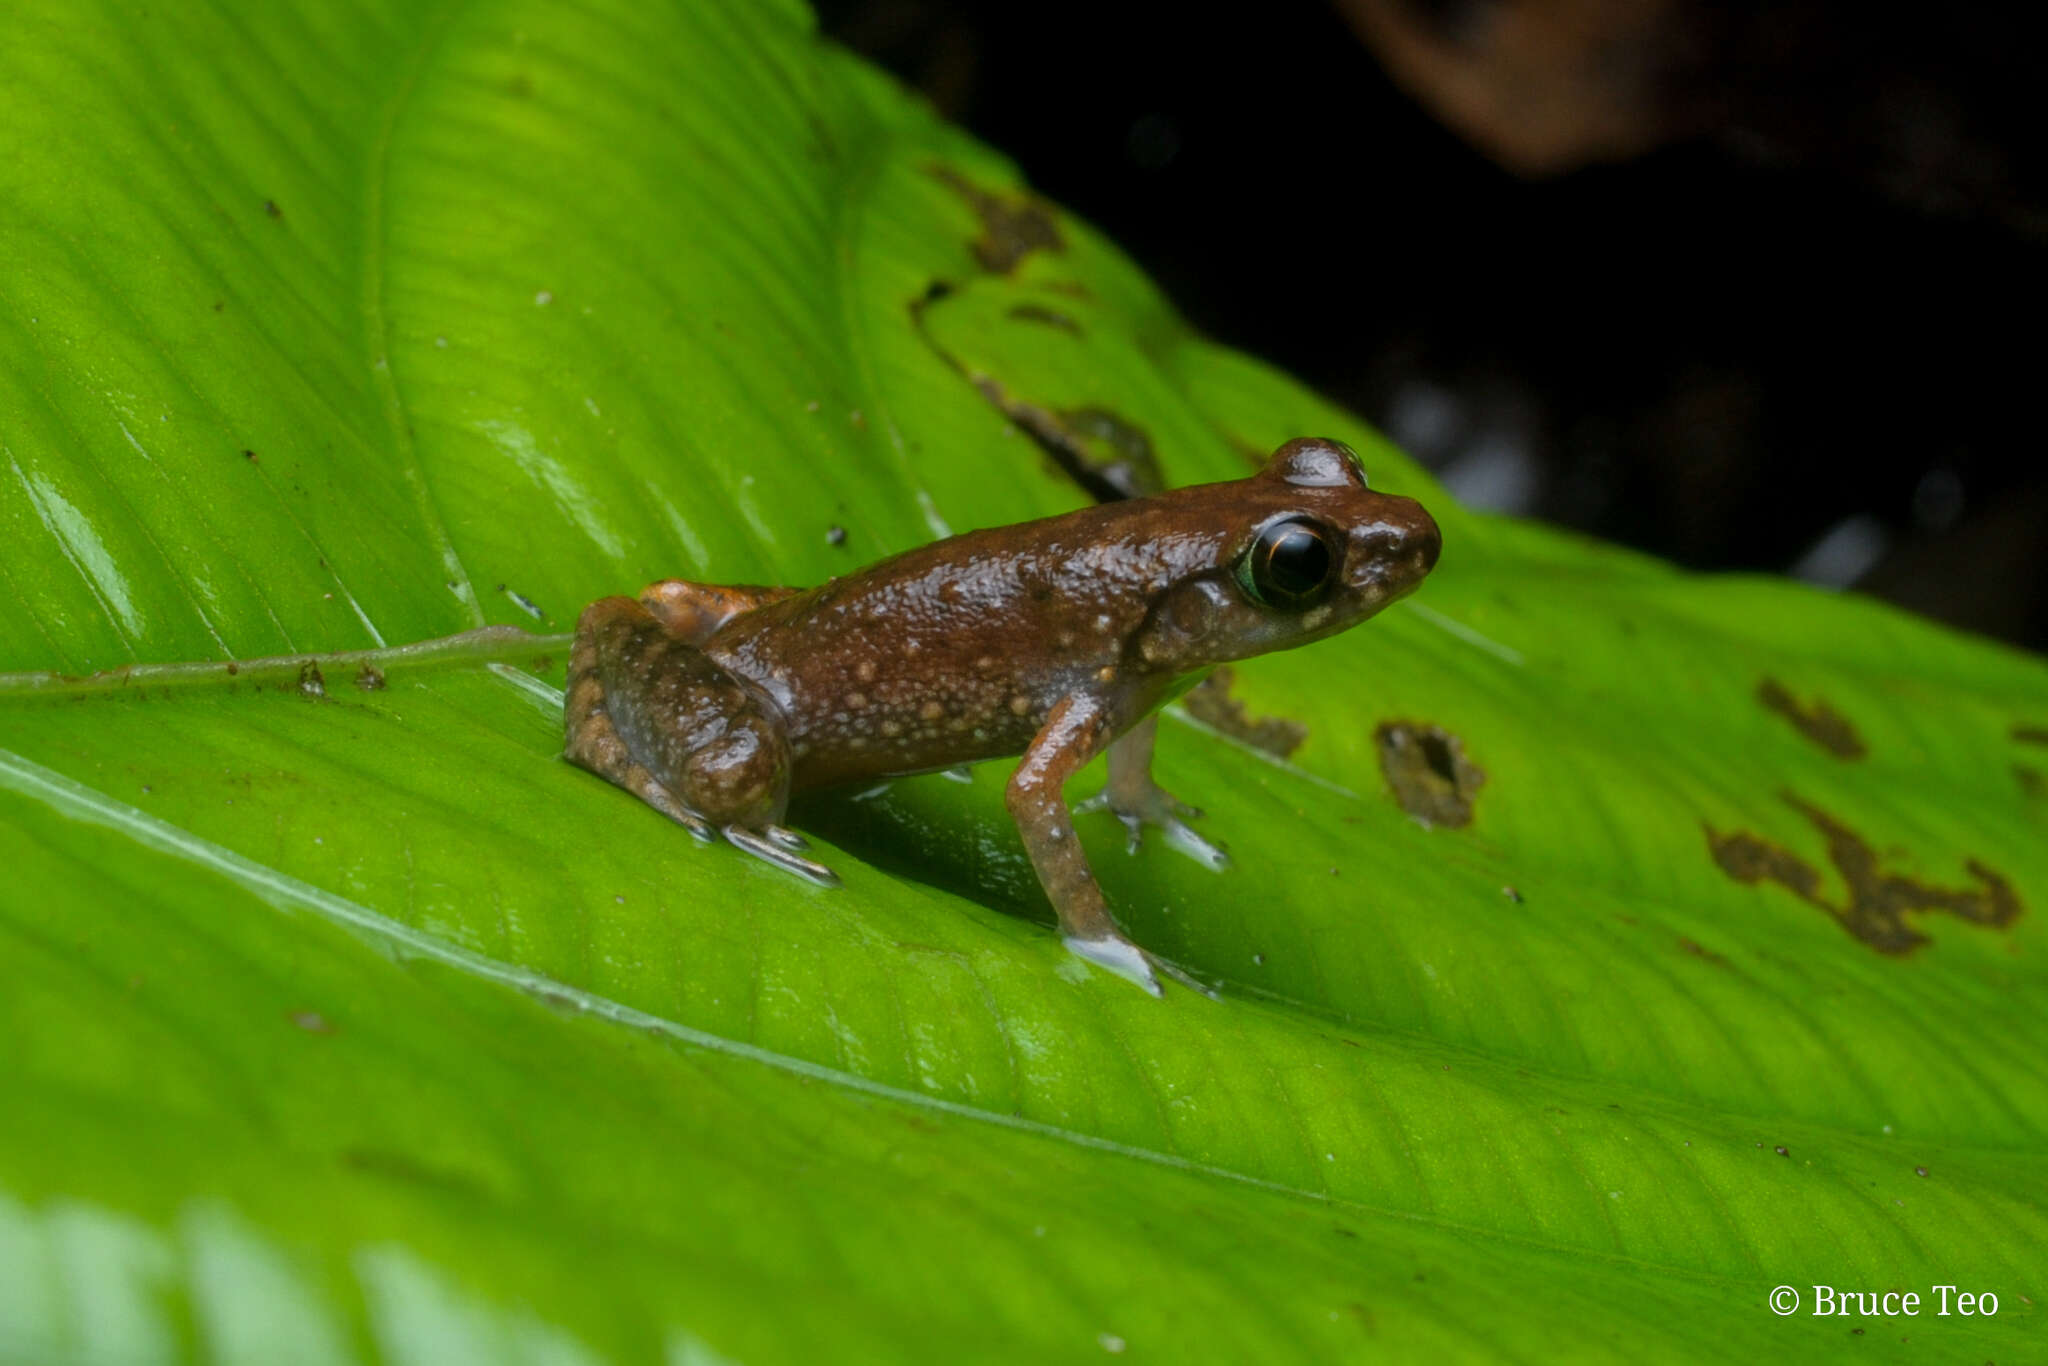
[1267,529,1328,594]
[1248,520,1334,606]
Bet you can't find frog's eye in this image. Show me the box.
[1236,517,1338,609]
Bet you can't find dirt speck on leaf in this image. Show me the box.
[499,585,546,621]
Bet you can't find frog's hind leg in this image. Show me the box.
[639,579,801,646]
[564,600,716,842]
[569,595,841,888]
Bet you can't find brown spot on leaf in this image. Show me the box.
[1058,406,1162,498]
[1376,721,1485,828]
[1706,791,2022,953]
[354,664,386,692]
[928,165,1065,273]
[1183,666,1307,758]
[968,377,1162,502]
[297,662,326,698]
[1678,936,1727,967]
[1006,303,1082,334]
[908,276,1157,503]
[2015,724,2048,746]
[341,1147,487,1198]
[1757,678,1866,759]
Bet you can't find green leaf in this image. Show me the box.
[3,1,2043,1362]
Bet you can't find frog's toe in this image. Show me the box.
[1076,788,1230,871]
[723,824,840,888]
[764,824,810,851]
[1156,816,1231,872]
[671,809,717,843]
[634,778,716,842]
[1072,791,1141,852]
[1145,949,1222,1000]
[1063,934,1162,997]
[1061,936,1219,999]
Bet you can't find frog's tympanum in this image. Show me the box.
[566,438,1441,995]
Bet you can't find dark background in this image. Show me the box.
[818,0,2048,653]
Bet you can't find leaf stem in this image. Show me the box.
[0,627,574,699]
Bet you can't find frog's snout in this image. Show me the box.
[1412,508,1442,574]
[1349,497,1441,591]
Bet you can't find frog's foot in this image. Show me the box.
[1064,934,1160,996]
[723,823,840,888]
[563,671,717,843]
[578,752,717,841]
[1062,935,1220,999]
[1075,783,1230,872]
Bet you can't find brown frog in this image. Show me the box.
[566,437,1441,994]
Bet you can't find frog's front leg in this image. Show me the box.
[1075,715,1230,871]
[1007,698,1208,997]
[565,597,835,886]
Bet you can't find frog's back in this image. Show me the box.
[701,501,1197,788]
